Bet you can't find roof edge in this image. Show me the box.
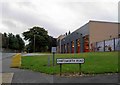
[89,20,120,24]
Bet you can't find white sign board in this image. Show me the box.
[51,47,56,53]
[115,38,120,51]
[96,41,104,52]
[57,58,84,64]
[105,39,114,51]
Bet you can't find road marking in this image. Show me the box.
[0,73,14,84]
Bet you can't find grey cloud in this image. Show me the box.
[17,1,33,7]
[60,2,117,21]
[1,2,64,37]
[2,2,45,26]
[2,19,16,28]
[1,1,118,38]
[2,19,25,34]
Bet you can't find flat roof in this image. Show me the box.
[89,20,119,24]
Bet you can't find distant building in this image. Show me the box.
[58,20,120,53]
[57,35,65,53]
[0,33,2,52]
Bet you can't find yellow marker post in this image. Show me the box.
[10,53,21,68]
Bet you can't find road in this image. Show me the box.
[1,53,119,84]
[2,53,53,83]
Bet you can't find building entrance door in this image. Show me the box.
[83,35,89,52]
[77,39,80,53]
[71,41,74,53]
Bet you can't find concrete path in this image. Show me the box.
[0,53,16,84]
[2,73,14,83]
[1,53,119,84]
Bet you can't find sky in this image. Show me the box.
[0,0,119,41]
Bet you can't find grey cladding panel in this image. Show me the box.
[76,23,89,36]
[61,23,89,45]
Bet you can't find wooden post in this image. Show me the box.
[60,64,62,76]
[79,63,81,75]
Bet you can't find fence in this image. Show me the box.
[93,38,120,52]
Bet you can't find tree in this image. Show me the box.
[23,26,49,52]
[8,33,16,49]
[2,33,25,52]
[68,31,71,34]
[2,33,8,48]
[66,32,67,36]
[16,34,25,51]
[48,36,57,52]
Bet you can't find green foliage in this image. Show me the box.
[21,52,118,75]
[48,36,57,52]
[23,26,57,52]
[2,32,25,52]
[2,33,8,48]
[16,34,25,51]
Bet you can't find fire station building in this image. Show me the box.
[57,20,119,53]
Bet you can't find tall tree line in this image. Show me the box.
[2,33,25,52]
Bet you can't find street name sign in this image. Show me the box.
[56,58,85,76]
[57,58,84,64]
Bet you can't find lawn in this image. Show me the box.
[20,52,118,75]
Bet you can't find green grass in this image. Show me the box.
[20,52,118,75]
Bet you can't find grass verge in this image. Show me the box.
[20,52,118,75]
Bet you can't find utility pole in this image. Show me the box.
[33,28,36,53]
[7,37,9,51]
[33,29,39,53]
[34,34,35,53]
[60,39,61,53]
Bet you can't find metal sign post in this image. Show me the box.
[52,52,55,66]
[51,47,56,66]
